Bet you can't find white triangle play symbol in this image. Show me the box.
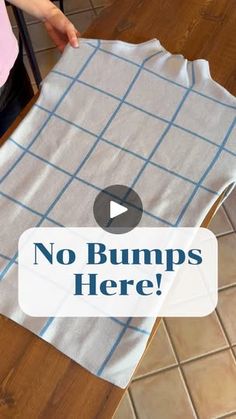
[110,201,128,219]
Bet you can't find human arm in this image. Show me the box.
[7,0,80,51]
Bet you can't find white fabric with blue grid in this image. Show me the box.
[0,38,235,388]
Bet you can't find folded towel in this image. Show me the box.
[0,38,235,388]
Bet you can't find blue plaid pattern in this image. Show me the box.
[0,38,235,387]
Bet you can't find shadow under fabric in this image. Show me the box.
[0,38,235,388]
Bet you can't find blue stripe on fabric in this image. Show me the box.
[0,41,101,281]
[85,41,236,110]
[175,117,236,226]
[97,51,185,373]
[0,255,17,279]
[0,191,63,227]
[32,104,218,195]
[0,40,101,186]
[52,70,121,102]
[104,62,195,228]
[76,179,173,224]
[12,48,160,333]
[127,61,196,195]
[97,317,133,376]
[36,55,161,227]
[35,103,98,138]
[0,190,63,280]
[9,138,77,177]
[0,253,18,277]
[27,49,165,337]
[39,317,55,336]
[0,253,14,262]
[110,317,150,335]
[49,69,236,159]
[190,89,236,109]
[0,253,18,264]
[125,101,236,156]
[7,138,175,226]
[36,49,164,226]
[86,42,191,90]
[38,315,149,338]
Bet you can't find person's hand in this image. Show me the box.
[43,6,80,52]
[8,0,80,51]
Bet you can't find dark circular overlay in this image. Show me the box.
[93,185,143,234]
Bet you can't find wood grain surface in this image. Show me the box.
[0,1,235,418]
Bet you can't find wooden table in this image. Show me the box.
[0,1,235,417]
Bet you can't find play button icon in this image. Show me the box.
[110,201,128,219]
[93,185,143,234]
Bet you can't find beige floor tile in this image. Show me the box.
[208,206,233,236]
[8,6,43,26]
[69,10,96,34]
[218,287,236,345]
[64,0,92,14]
[165,313,228,362]
[7,5,37,27]
[223,414,236,419]
[134,321,177,378]
[183,350,236,419]
[112,392,135,419]
[224,187,236,230]
[130,367,195,419]
[27,22,54,52]
[21,12,39,25]
[218,233,236,288]
[24,48,60,82]
[94,7,106,16]
[91,0,112,7]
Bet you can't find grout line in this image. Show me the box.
[209,200,234,238]
[163,319,199,419]
[223,200,236,233]
[130,258,236,416]
[11,6,99,29]
[92,5,104,16]
[216,411,236,419]
[127,388,139,419]
[64,6,101,18]
[179,345,230,364]
[132,363,179,382]
[23,45,58,57]
[215,229,235,239]
[132,342,231,383]
[217,230,236,240]
[218,283,236,292]
[90,0,106,11]
[215,307,236,364]
[89,0,97,14]
[164,319,179,364]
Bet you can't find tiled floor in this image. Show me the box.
[7,3,236,417]
[114,189,236,419]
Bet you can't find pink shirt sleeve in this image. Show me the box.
[0,0,18,87]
